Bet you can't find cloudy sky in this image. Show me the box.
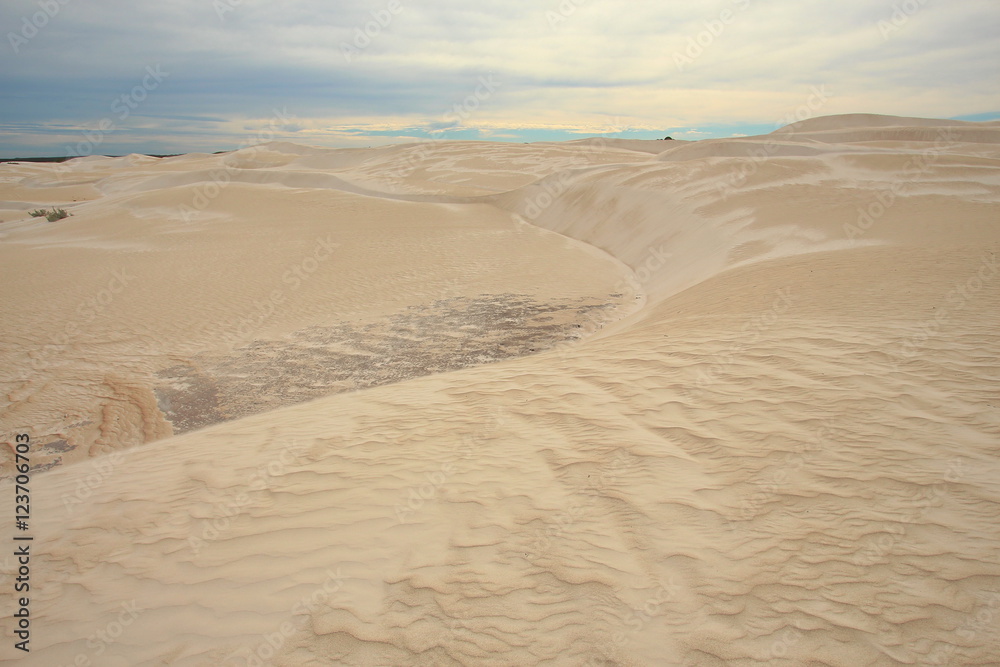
[1,0,998,157]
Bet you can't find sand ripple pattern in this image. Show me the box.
[2,115,999,665]
[22,302,1000,665]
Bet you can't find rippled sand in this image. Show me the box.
[1,113,999,665]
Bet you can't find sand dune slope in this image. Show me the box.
[0,152,637,469]
[2,115,999,665]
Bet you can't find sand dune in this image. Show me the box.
[2,114,999,665]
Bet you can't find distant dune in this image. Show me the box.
[1,114,998,665]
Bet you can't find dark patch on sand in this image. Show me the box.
[155,293,621,435]
[37,439,72,453]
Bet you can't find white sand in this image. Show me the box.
[1,114,999,665]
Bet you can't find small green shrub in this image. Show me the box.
[28,208,71,221]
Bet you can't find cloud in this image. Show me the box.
[675,129,709,138]
[1,0,998,155]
